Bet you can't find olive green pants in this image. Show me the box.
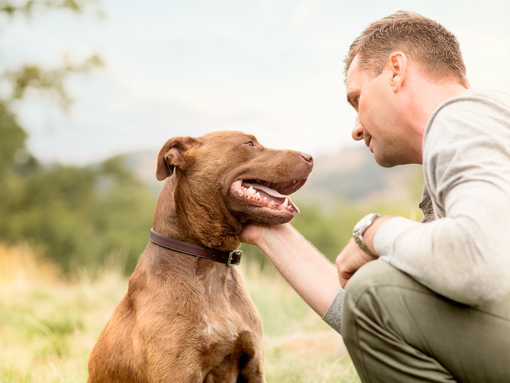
[341,260,510,383]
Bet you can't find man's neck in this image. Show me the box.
[425,81,467,120]
[405,78,467,163]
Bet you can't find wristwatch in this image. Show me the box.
[352,213,382,257]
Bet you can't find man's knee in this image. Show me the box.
[341,260,415,339]
[344,260,403,303]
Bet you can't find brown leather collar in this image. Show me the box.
[149,229,242,266]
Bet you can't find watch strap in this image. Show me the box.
[354,234,378,257]
[353,213,382,257]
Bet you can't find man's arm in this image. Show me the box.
[336,215,394,287]
[372,96,510,306]
[241,214,396,317]
[240,223,340,316]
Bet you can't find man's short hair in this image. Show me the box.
[345,11,469,87]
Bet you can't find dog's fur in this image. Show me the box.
[87,131,312,382]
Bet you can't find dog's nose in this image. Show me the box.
[301,152,313,167]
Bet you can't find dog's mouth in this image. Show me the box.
[230,178,307,214]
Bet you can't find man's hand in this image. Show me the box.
[336,238,377,288]
[239,223,265,247]
[239,223,340,316]
[336,215,394,288]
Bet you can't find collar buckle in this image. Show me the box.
[227,250,242,266]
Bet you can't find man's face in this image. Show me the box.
[346,55,408,167]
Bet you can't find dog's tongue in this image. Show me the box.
[244,182,300,213]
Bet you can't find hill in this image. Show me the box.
[120,146,423,206]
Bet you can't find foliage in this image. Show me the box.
[0,0,91,16]
[0,154,156,274]
[0,101,34,172]
[0,0,156,275]
[0,1,103,108]
[6,55,103,108]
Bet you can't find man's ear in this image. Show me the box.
[155,136,199,181]
[388,52,407,93]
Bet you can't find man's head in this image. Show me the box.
[345,11,468,87]
[345,11,468,167]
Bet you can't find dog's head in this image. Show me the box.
[155,131,312,247]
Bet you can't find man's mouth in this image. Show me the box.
[231,178,306,213]
[364,135,373,152]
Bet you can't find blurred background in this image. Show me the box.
[1,0,509,381]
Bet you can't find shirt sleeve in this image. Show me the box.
[374,97,510,306]
[322,288,345,334]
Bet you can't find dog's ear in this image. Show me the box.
[156,136,199,181]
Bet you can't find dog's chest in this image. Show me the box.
[196,266,253,347]
[199,311,242,345]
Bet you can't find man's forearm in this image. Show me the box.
[257,223,341,316]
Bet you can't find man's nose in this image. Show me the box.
[351,115,363,141]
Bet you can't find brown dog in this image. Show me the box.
[87,131,313,382]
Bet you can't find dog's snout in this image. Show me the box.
[301,152,313,167]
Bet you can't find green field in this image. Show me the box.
[0,244,359,383]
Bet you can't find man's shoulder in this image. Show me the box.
[424,88,510,145]
[453,88,510,106]
[422,88,510,219]
[433,88,510,118]
[429,89,510,122]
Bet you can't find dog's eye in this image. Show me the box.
[245,141,254,147]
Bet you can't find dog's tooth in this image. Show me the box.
[282,198,288,207]
[293,180,296,184]
[264,197,267,200]
[256,192,261,198]
[248,186,256,194]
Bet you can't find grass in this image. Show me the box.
[0,243,359,383]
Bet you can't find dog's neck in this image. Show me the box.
[152,172,242,252]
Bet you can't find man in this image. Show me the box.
[241,11,510,382]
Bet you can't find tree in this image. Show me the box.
[0,0,156,274]
[0,0,102,176]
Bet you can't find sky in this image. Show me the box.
[2,0,510,165]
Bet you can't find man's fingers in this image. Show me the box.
[336,250,353,287]
[337,256,354,288]
[338,269,353,288]
[239,224,264,246]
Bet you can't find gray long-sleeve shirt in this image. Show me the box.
[323,89,510,333]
